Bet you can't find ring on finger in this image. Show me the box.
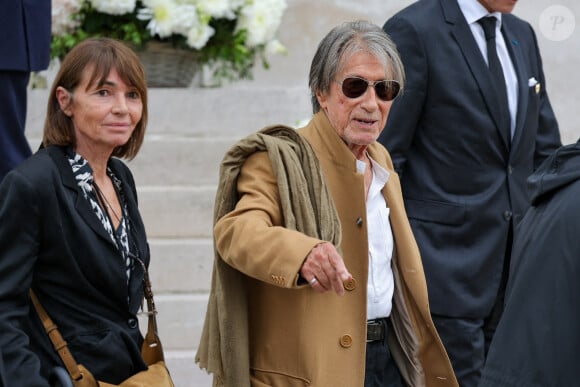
[309,277,318,286]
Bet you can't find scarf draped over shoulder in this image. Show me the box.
[195,125,341,386]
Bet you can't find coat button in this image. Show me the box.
[503,210,512,221]
[356,217,363,227]
[339,334,353,348]
[127,317,138,329]
[343,277,357,291]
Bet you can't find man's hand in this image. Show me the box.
[300,242,352,295]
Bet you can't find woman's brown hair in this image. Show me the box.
[43,38,148,160]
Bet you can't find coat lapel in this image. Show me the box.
[112,162,148,313]
[501,21,528,151]
[47,146,117,246]
[442,0,510,152]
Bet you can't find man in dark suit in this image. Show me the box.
[0,0,51,182]
[378,1,561,386]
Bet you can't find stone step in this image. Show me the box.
[147,240,214,387]
[165,350,212,387]
[137,186,215,239]
[148,238,213,293]
[127,137,235,187]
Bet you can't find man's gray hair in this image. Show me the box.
[308,20,405,113]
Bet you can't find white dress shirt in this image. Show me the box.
[357,156,394,320]
[458,0,519,139]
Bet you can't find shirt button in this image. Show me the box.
[356,217,363,227]
[339,334,353,348]
[503,211,512,221]
[343,277,357,291]
[507,165,513,174]
[127,317,138,329]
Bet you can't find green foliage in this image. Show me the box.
[199,19,260,81]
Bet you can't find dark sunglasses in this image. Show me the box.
[337,76,401,101]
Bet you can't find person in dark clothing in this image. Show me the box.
[0,0,51,182]
[0,38,152,386]
[378,1,562,384]
[480,140,580,387]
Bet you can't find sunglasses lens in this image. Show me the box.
[375,80,400,101]
[341,77,400,101]
[342,77,369,99]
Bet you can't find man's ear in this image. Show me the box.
[316,90,328,110]
[55,86,73,116]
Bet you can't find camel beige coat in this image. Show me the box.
[205,112,457,386]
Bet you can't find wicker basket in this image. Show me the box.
[136,41,198,88]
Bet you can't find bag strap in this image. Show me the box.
[30,266,163,380]
[134,257,165,364]
[29,290,85,382]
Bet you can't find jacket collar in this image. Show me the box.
[46,146,121,246]
[300,111,394,174]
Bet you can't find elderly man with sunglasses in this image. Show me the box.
[197,20,457,387]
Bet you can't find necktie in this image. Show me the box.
[478,16,510,145]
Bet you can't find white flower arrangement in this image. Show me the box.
[51,0,288,82]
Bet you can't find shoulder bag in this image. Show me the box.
[30,267,175,387]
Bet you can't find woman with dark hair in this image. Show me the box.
[0,38,153,385]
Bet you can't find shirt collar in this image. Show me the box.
[458,0,503,27]
[355,154,390,186]
[369,156,390,187]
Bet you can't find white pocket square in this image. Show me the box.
[528,77,540,94]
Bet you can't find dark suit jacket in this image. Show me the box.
[0,146,150,386]
[0,0,51,181]
[378,0,561,318]
[0,0,51,71]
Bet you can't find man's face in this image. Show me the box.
[316,51,394,154]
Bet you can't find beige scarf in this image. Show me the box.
[195,125,342,386]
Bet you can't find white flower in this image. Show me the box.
[50,0,287,82]
[236,0,287,47]
[265,39,287,56]
[51,0,82,36]
[171,4,200,36]
[138,0,180,38]
[186,23,215,50]
[196,0,237,20]
[89,0,136,15]
[228,0,246,9]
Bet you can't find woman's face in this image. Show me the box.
[316,50,393,156]
[57,67,143,157]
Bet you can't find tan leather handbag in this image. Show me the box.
[30,269,174,387]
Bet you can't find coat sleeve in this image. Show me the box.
[214,151,321,288]
[378,15,428,176]
[0,170,50,386]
